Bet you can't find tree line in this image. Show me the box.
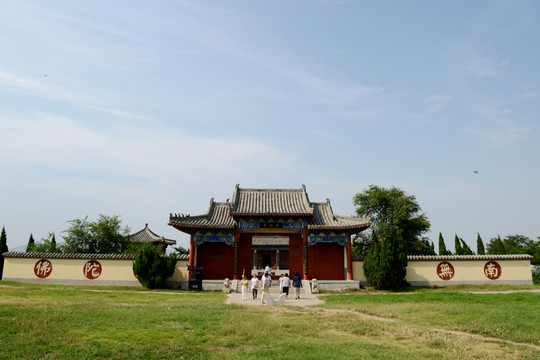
[0,217,181,289]
[352,185,539,290]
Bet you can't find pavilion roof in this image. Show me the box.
[169,200,235,230]
[130,224,177,245]
[309,201,370,230]
[169,185,371,233]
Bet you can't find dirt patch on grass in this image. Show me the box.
[322,308,396,323]
[303,307,540,352]
[433,328,540,351]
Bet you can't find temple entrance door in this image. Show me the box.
[262,253,271,269]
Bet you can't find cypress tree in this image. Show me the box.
[438,233,451,255]
[454,234,462,255]
[477,233,485,255]
[364,226,408,290]
[51,233,58,253]
[363,230,381,288]
[496,235,506,254]
[0,226,8,280]
[26,234,35,252]
[460,238,474,255]
[377,227,394,289]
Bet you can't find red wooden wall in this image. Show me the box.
[196,242,234,279]
[308,243,344,280]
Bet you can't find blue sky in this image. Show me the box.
[1,0,539,252]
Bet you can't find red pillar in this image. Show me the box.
[233,226,239,280]
[347,235,353,280]
[188,235,195,279]
[302,227,308,280]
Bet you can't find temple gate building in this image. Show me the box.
[169,185,370,280]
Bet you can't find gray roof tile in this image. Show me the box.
[169,185,370,232]
[130,224,177,245]
[230,185,313,215]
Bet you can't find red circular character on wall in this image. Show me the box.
[436,261,455,280]
[484,261,502,280]
[83,260,102,280]
[34,259,53,279]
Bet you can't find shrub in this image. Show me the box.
[133,243,177,289]
[532,265,540,285]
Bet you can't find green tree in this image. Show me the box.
[438,233,452,255]
[132,242,177,289]
[26,234,35,252]
[363,225,408,290]
[353,185,431,255]
[454,234,462,255]
[488,235,507,255]
[487,235,539,265]
[460,238,474,255]
[477,233,485,255]
[363,230,381,288]
[33,233,61,253]
[172,245,190,256]
[429,241,435,255]
[61,215,130,254]
[0,226,8,280]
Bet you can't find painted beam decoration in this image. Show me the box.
[283,220,307,231]
[307,235,348,246]
[194,234,234,246]
[236,220,260,231]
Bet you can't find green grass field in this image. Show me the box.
[0,282,538,359]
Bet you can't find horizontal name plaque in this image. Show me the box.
[252,236,289,246]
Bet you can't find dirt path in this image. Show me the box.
[313,307,540,352]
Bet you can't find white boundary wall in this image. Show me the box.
[1,253,533,289]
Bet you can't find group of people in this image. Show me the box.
[241,268,303,302]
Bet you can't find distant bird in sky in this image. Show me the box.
[473,170,479,174]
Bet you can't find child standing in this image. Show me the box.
[251,274,259,299]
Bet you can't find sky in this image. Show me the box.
[1,0,539,253]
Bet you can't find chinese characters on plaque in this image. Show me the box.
[34,259,103,280]
[83,260,102,280]
[436,261,455,280]
[436,260,502,281]
[484,261,502,280]
[34,259,53,278]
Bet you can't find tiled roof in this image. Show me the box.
[169,199,235,229]
[169,185,371,232]
[230,184,314,216]
[1,252,189,260]
[309,201,370,230]
[130,224,177,245]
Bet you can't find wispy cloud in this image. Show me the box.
[466,56,505,78]
[0,68,153,121]
[467,119,533,147]
[0,112,297,181]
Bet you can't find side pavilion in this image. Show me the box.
[169,185,370,281]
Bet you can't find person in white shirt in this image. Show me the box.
[250,274,259,299]
[279,274,284,294]
[282,273,291,299]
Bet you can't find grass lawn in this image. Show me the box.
[0,282,538,359]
